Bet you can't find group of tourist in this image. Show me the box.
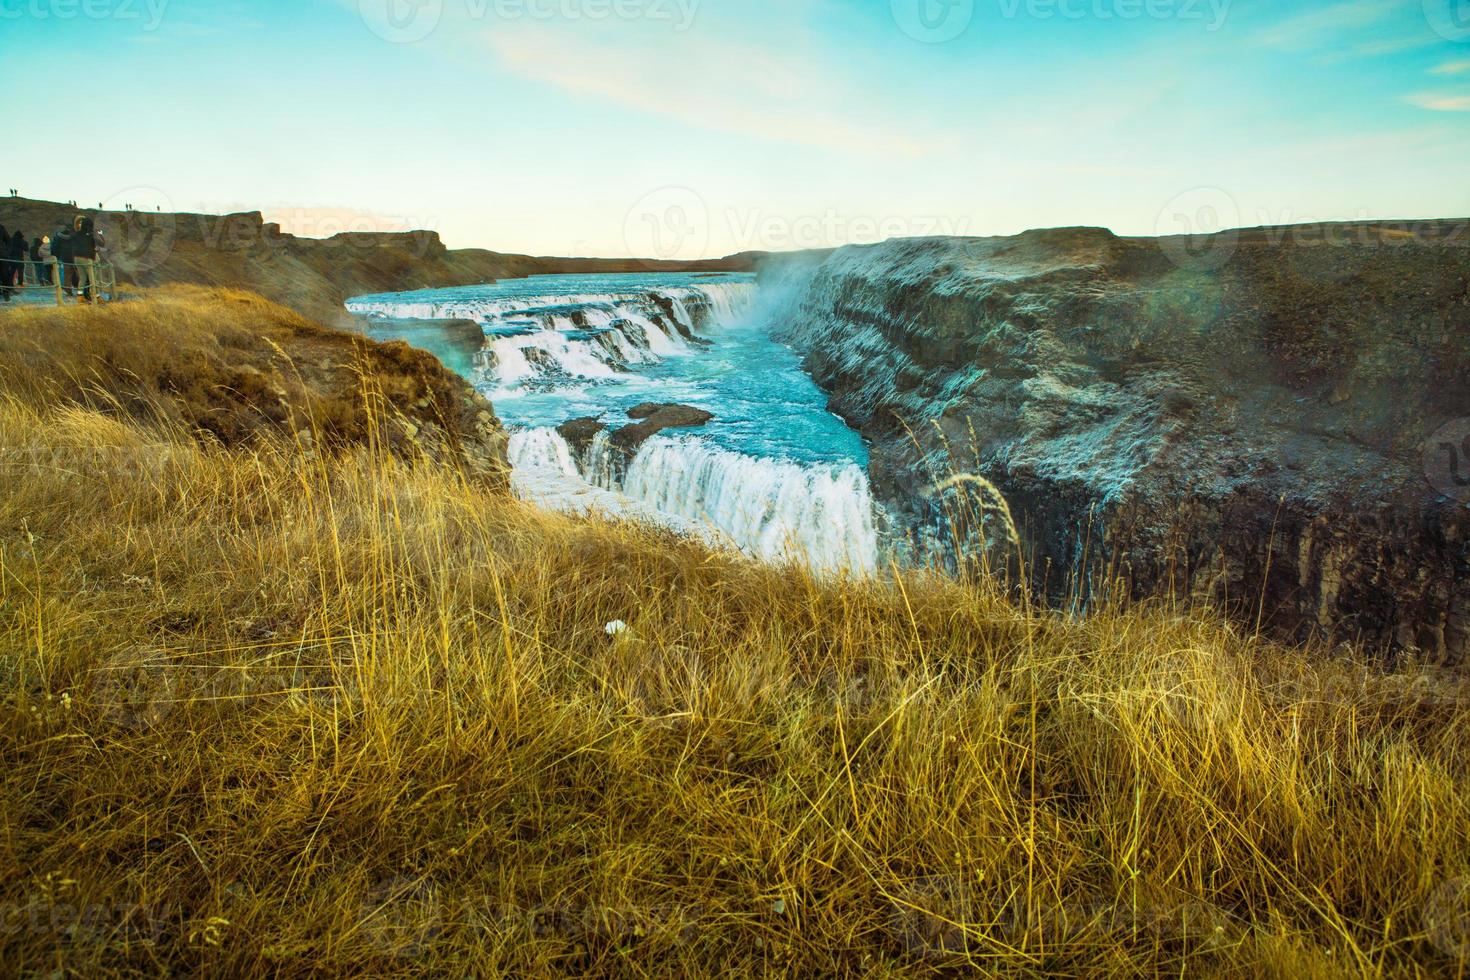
[0,216,104,303]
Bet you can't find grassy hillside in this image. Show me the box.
[1,295,1468,976]
[0,286,507,489]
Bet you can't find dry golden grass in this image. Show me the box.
[1,298,1468,977]
[0,286,507,483]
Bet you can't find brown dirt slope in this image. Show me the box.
[0,285,508,487]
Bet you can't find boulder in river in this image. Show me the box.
[611,404,716,455]
[557,416,607,457]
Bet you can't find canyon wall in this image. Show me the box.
[764,223,1470,661]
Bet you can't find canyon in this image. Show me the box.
[8,193,1466,659]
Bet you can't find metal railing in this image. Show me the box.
[0,257,119,306]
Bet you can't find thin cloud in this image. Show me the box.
[1432,60,1470,76]
[484,29,934,158]
[1350,35,1442,56]
[1404,92,1470,112]
[1255,0,1403,50]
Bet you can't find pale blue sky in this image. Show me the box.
[3,0,1468,257]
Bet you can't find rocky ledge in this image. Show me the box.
[763,223,1470,662]
[558,403,716,459]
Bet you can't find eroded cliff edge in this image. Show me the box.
[765,224,1470,661]
[0,197,762,328]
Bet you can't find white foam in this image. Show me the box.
[516,427,878,574]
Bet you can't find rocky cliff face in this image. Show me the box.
[764,224,1470,662]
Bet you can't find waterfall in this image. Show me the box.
[347,281,756,394]
[515,427,879,574]
[620,436,878,573]
[352,273,879,575]
[507,427,581,481]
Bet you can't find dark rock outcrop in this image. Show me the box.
[553,404,716,464]
[557,416,608,457]
[763,223,1470,661]
[610,404,715,455]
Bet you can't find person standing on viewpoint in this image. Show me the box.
[73,215,98,303]
[52,224,75,296]
[37,235,53,286]
[6,229,27,295]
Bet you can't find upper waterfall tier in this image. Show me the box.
[349,275,756,395]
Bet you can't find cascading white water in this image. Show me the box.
[507,427,580,481]
[609,434,878,573]
[347,282,756,394]
[346,282,752,326]
[506,427,729,548]
[510,427,878,574]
